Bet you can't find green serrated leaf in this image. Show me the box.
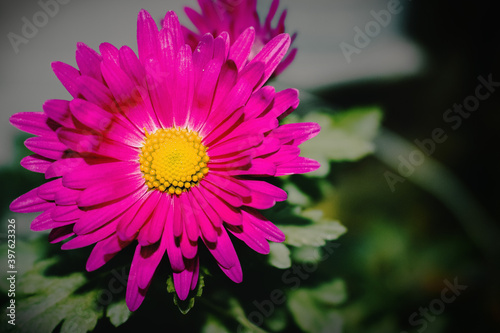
[268,243,292,269]
[291,246,322,263]
[16,258,59,295]
[311,279,347,305]
[278,221,346,247]
[10,258,104,333]
[294,107,383,176]
[288,279,346,332]
[107,299,131,327]
[60,290,102,333]
[17,274,87,325]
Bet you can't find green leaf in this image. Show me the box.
[60,290,102,333]
[290,107,383,176]
[12,259,103,333]
[107,299,132,327]
[268,243,291,269]
[291,246,322,263]
[288,279,347,333]
[278,220,346,247]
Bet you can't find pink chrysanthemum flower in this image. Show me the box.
[9,10,319,311]
[183,0,297,77]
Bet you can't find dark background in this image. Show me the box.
[1,0,499,332]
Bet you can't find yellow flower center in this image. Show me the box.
[139,127,209,195]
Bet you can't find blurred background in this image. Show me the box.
[1,0,499,332]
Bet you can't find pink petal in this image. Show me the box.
[204,227,237,269]
[213,32,229,63]
[51,61,81,98]
[199,183,242,225]
[187,192,217,243]
[62,218,120,249]
[274,47,297,78]
[57,128,138,161]
[247,33,290,87]
[51,205,82,222]
[43,99,74,128]
[206,173,251,198]
[202,180,243,208]
[117,190,161,241]
[136,238,168,289]
[173,258,198,300]
[189,58,222,131]
[243,85,275,119]
[241,179,287,209]
[75,76,116,112]
[275,157,321,176]
[126,246,149,311]
[184,7,210,35]
[203,107,244,147]
[219,258,242,283]
[208,133,262,157]
[243,208,285,242]
[75,42,103,83]
[272,88,300,119]
[77,173,144,207]
[86,234,131,271]
[25,136,67,160]
[99,43,120,66]
[191,186,222,229]
[48,225,75,243]
[209,155,252,172]
[69,98,113,132]
[192,33,214,72]
[10,187,53,213]
[209,61,237,117]
[180,228,198,259]
[137,9,159,63]
[272,122,320,146]
[172,45,194,128]
[54,187,81,206]
[63,161,139,189]
[229,27,255,70]
[20,154,52,174]
[137,195,171,246]
[31,208,55,231]
[227,222,270,254]
[165,201,185,272]
[37,178,63,201]
[161,11,184,53]
[45,157,92,179]
[228,158,276,177]
[180,193,199,243]
[10,112,54,136]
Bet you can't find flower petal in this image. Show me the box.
[10,187,53,213]
[77,173,144,208]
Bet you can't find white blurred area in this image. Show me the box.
[0,0,423,164]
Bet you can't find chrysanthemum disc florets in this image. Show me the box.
[139,127,209,195]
